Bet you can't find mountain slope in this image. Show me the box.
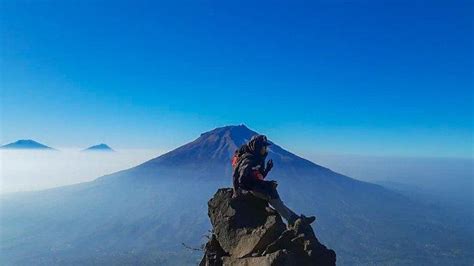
[0,139,54,150]
[1,125,472,265]
[82,143,115,152]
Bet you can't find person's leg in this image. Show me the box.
[268,197,298,222]
[248,181,298,223]
[249,189,271,201]
[247,180,316,225]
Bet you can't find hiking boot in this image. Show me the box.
[300,214,316,224]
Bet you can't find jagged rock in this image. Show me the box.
[200,234,227,266]
[200,188,336,266]
[221,250,289,266]
[207,188,286,258]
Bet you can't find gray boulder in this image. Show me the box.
[200,188,336,266]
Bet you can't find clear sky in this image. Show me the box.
[1,0,472,158]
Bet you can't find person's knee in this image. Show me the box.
[250,190,271,201]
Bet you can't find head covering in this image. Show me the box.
[247,135,271,155]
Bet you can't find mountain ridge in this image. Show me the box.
[110,124,332,183]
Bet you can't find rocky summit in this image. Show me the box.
[200,188,336,266]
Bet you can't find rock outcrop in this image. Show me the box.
[200,188,336,266]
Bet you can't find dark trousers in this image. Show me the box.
[240,178,297,222]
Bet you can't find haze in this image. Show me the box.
[0,149,161,194]
[2,147,471,211]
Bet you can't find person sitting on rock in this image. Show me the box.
[231,134,316,226]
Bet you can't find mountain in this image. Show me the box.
[0,139,54,150]
[1,125,472,265]
[82,143,115,152]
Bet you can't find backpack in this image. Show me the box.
[231,149,243,169]
[231,147,264,181]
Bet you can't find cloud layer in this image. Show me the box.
[0,148,161,194]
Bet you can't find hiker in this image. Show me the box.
[231,134,316,226]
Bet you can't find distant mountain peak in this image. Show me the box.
[201,124,252,135]
[142,125,258,166]
[83,143,114,152]
[0,139,54,150]
[137,124,319,171]
[199,124,258,146]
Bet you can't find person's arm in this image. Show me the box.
[263,159,273,177]
[238,160,251,183]
[232,170,239,195]
[232,158,251,197]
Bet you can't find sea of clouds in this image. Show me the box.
[1,148,472,210]
[0,148,162,194]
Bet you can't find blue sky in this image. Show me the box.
[1,0,472,157]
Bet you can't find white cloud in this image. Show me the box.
[0,148,162,194]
